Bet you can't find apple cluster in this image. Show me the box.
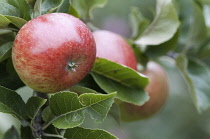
[12,13,169,121]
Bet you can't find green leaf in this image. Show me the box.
[3,126,20,139]
[145,30,179,58]
[0,86,28,126]
[91,58,149,89]
[134,0,180,45]
[32,0,42,18]
[20,126,33,139]
[50,92,84,116]
[0,31,15,46]
[200,0,210,5]
[48,91,116,129]
[185,1,207,51]
[42,106,55,123]
[71,0,107,20]
[69,4,79,18]
[79,92,116,122]
[56,0,69,13]
[68,86,97,95]
[0,59,24,90]
[5,0,30,20]
[41,0,63,14]
[5,16,27,28]
[0,2,20,17]
[0,42,13,63]
[108,103,121,124]
[129,7,150,40]
[176,54,210,113]
[49,92,85,129]
[91,73,149,105]
[91,58,149,105]
[0,14,11,28]
[26,96,47,120]
[6,0,31,20]
[64,127,117,139]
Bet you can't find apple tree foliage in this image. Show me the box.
[0,0,210,138]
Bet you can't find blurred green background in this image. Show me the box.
[1,0,210,138]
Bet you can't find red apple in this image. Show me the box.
[119,61,169,121]
[12,13,96,93]
[92,30,137,70]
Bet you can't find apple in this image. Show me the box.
[12,13,96,93]
[92,30,137,70]
[119,61,169,121]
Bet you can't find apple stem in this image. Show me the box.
[32,91,49,138]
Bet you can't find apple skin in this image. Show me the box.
[92,30,137,70]
[12,13,96,93]
[119,61,169,121]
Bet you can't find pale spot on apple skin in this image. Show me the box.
[29,14,82,54]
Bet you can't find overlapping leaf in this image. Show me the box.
[48,91,116,129]
[129,7,149,40]
[6,0,31,20]
[64,127,117,139]
[71,0,107,20]
[185,1,207,50]
[91,58,148,88]
[135,0,180,45]
[0,2,20,17]
[0,14,11,28]
[176,54,210,113]
[26,96,47,120]
[0,86,28,126]
[0,42,13,63]
[91,58,149,105]
[5,16,27,28]
[41,0,63,14]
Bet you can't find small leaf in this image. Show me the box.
[176,54,210,113]
[3,126,20,139]
[91,73,149,105]
[129,7,150,40]
[41,0,63,14]
[0,14,11,28]
[26,96,47,120]
[91,58,149,89]
[135,0,180,45]
[79,92,116,122]
[6,0,31,20]
[0,86,28,126]
[0,2,20,17]
[0,42,13,62]
[5,16,27,28]
[71,0,108,20]
[64,127,117,139]
[42,106,55,123]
